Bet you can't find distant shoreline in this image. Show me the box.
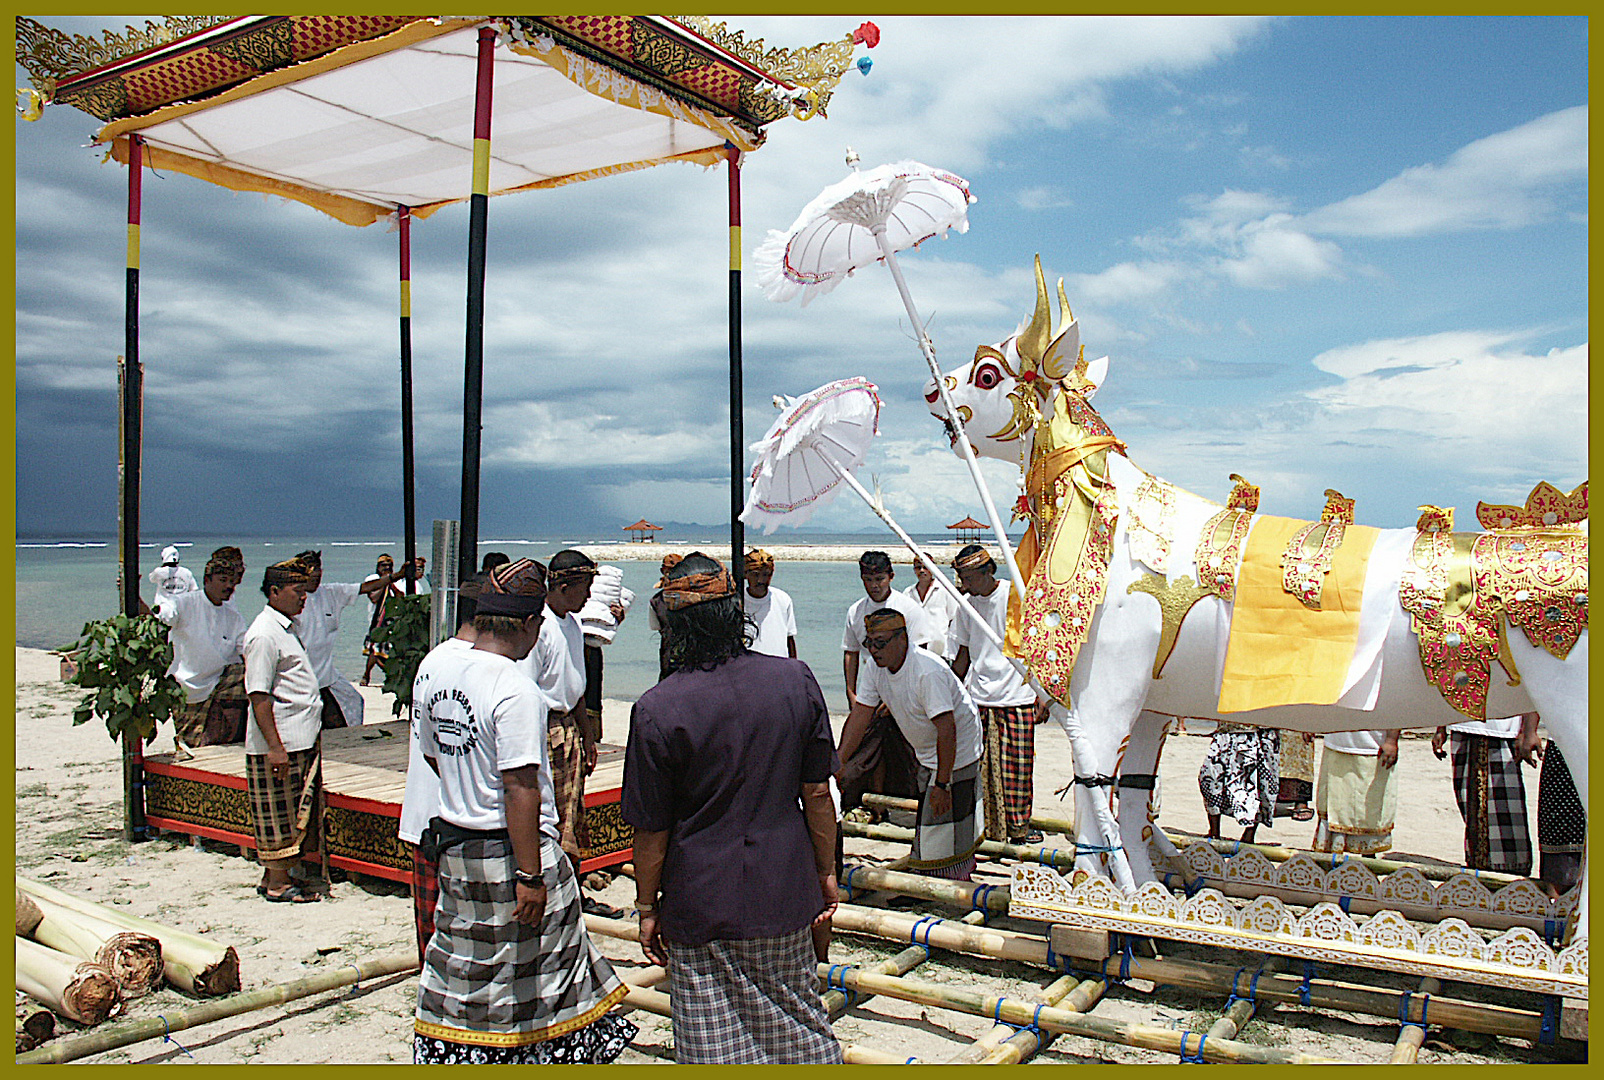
[576,541,985,563]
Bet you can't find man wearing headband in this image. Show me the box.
[241,555,324,903]
[360,552,427,685]
[840,607,985,882]
[902,552,957,660]
[742,548,797,658]
[414,558,636,1063]
[950,544,1049,845]
[838,551,938,815]
[148,544,198,597]
[623,554,842,1064]
[518,549,618,918]
[646,553,683,680]
[291,550,394,729]
[146,544,250,754]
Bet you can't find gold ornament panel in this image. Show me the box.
[1126,474,1177,573]
[1474,530,1587,660]
[1194,508,1253,601]
[1477,480,1588,530]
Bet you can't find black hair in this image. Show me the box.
[549,549,597,575]
[858,550,893,574]
[661,553,753,673]
[956,543,994,570]
[480,551,510,574]
[473,613,532,638]
[457,576,481,628]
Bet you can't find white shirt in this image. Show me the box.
[950,584,1035,707]
[855,647,983,772]
[149,564,198,597]
[399,636,475,844]
[418,648,559,839]
[1448,715,1523,739]
[744,584,797,657]
[241,606,323,755]
[902,579,958,659]
[1323,729,1388,756]
[843,590,939,656]
[153,589,247,702]
[292,581,361,687]
[519,606,586,712]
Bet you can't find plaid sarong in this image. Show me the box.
[245,741,322,863]
[548,704,589,862]
[1538,743,1585,854]
[412,842,439,968]
[665,929,842,1064]
[1450,732,1533,875]
[978,704,1036,840]
[415,833,628,1048]
[909,759,984,874]
[174,662,247,748]
[1199,725,1280,828]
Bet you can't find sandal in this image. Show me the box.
[1010,831,1046,845]
[262,884,321,904]
[1291,806,1314,822]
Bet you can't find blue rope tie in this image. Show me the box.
[842,865,861,903]
[990,999,1047,1036]
[1178,1031,1209,1064]
[1224,966,1248,1010]
[1397,991,1431,1033]
[1543,918,1561,947]
[1539,995,1559,1046]
[909,915,939,959]
[1230,839,1241,856]
[1073,841,1124,855]
[1248,967,1266,1005]
[1183,874,1207,898]
[971,883,998,914]
[825,964,860,1007]
[1298,960,1316,1006]
[1338,895,1352,914]
[159,1016,195,1060]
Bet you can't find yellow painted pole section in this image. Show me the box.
[126,224,140,270]
[399,280,411,319]
[729,225,741,271]
[471,138,491,196]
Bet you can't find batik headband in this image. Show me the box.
[476,557,548,617]
[660,556,736,610]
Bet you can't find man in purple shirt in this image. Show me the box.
[622,552,842,1065]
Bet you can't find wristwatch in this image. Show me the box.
[932,778,950,790]
[513,868,543,888]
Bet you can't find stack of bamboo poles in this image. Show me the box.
[15,876,243,1050]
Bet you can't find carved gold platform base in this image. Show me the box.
[1011,862,1587,1000]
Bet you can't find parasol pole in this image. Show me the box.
[726,144,745,594]
[398,205,417,595]
[120,132,148,845]
[457,24,496,586]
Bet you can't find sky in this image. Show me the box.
[12,15,1589,541]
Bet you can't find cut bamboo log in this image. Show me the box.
[24,893,164,998]
[829,904,1556,1043]
[15,938,123,1027]
[1205,956,1283,1041]
[812,963,1340,1064]
[14,952,418,1065]
[863,793,1074,836]
[16,889,44,937]
[1388,977,1440,1064]
[17,876,239,996]
[16,1003,57,1053]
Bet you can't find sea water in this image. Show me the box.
[16,532,972,716]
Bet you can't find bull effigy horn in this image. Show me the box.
[1015,254,1054,373]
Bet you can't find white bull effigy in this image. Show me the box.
[925,258,1587,998]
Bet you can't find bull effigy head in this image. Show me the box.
[925,255,1107,466]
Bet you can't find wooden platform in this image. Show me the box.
[141,721,632,884]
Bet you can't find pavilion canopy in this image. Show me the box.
[19,15,866,225]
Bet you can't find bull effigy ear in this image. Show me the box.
[1039,277,1078,383]
[1015,255,1053,375]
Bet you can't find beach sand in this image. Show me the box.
[14,646,1572,1063]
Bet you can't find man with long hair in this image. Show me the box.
[623,553,841,1064]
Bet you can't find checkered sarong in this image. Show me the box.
[412,842,439,968]
[174,662,247,748]
[665,929,842,1064]
[245,741,322,863]
[978,703,1036,840]
[1450,732,1533,875]
[416,833,627,1047]
[548,704,589,862]
[909,759,984,875]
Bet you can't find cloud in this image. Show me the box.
[1216,216,1344,288]
[1014,185,1075,211]
[1069,260,1189,305]
[1301,106,1588,238]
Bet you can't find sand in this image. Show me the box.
[13,646,1576,1064]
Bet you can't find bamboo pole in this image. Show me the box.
[864,793,1075,836]
[846,820,1083,870]
[813,963,1340,1064]
[840,864,1011,914]
[969,972,1101,1065]
[823,910,986,1018]
[843,1044,915,1064]
[829,904,1555,1042]
[1205,956,1283,1041]
[15,952,418,1065]
[1388,977,1440,1064]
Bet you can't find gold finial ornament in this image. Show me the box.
[15,16,234,97]
[673,16,867,120]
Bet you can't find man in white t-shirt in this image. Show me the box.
[148,545,198,597]
[902,556,957,660]
[149,549,249,754]
[742,548,797,658]
[1313,727,1402,855]
[291,550,391,729]
[838,551,937,813]
[1431,713,1538,875]
[950,544,1046,845]
[839,608,984,880]
[241,554,325,903]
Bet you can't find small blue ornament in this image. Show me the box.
[857,56,873,76]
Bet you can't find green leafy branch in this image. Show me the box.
[66,613,188,742]
[372,593,431,715]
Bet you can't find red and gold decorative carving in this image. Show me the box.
[1476,480,1587,530]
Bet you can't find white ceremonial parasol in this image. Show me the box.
[754,150,1033,617]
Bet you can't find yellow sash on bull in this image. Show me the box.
[1217,515,1380,712]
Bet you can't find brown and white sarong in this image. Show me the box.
[245,741,322,862]
[909,759,984,878]
[174,662,247,748]
[547,704,589,862]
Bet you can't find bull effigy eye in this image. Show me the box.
[972,362,1002,390]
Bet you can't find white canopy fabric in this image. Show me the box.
[98,20,764,226]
